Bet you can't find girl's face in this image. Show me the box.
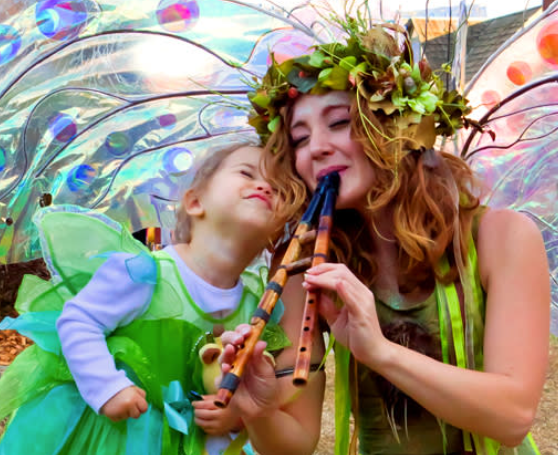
[289,91,375,210]
[197,145,279,235]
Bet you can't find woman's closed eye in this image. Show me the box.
[240,169,254,178]
[329,118,350,129]
[291,135,309,149]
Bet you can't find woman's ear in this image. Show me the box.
[182,189,205,217]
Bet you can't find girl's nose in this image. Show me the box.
[256,181,272,195]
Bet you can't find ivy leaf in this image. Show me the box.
[287,68,318,93]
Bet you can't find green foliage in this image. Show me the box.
[247,18,471,146]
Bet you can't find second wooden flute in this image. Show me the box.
[214,171,339,408]
[292,171,339,386]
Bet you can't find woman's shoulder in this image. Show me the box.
[476,208,546,284]
[477,208,541,243]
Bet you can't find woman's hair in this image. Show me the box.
[173,136,262,245]
[263,96,481,289]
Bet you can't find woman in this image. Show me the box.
[220,20,550,455]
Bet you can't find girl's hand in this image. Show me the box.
[219,325,279,421]
[304,263,389,366]
[193,395,243,435]
[100,385,148,421]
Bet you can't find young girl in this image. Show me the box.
[0,137,289,454]
[220,19,550,455]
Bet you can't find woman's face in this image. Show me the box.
[289,91,375,210]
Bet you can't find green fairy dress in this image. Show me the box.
[0,206,289,455]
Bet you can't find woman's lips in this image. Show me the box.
[316,166,347,180]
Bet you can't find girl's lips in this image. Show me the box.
[247,194,272,210]
[316,166,347,180]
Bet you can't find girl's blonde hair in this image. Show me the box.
[263,96,481,289]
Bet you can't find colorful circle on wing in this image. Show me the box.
[537,21,558,67]
[0,147,6,172]
[48,113,77,143]
[481,90,501,108]
[506,61,533,86]
[163,146,192,174]
[158,113,177,129]
[156,0,200,33]
[105,132,131,157]
[35,0,89,41]
[0,25,22,65]
[67,164,96,192]
[267,34,312,66]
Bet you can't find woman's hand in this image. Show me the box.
[303,263,389,366]
[219,325,279,422]
[100,385,148,421]
[193,395,243,435]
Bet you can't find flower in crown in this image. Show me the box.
[247,17,471,147]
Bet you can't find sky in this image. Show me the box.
[395,0,544,18]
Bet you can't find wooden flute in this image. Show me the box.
[214,171,339,408]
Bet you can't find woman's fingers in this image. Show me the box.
[220,324,252,346]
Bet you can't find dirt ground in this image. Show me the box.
[1,262,557,452]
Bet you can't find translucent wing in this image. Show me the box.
[460,5,558,333]
[0,0,343,263]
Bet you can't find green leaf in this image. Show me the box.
[408,98,426,115]
[322,66,350,90]
[286,68,318,93]
[268,116,280,133]
[318,68,333,81]
[309,51,327,68]
[350,62,368,79]
[339,56,357,71]
[411,63,421,81]
[250,93,270,108]
[418,91,438,113]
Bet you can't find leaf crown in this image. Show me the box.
[247,18,471,148]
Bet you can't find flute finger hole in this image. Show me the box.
[300,347,307,352]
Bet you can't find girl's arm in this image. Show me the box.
[56,253,154,414]
[310,209,549,447]
[221,274,326,455]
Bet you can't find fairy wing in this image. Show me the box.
[0,0,341,264]
[459,5,558,333]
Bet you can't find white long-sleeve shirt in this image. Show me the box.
[56,246,243,413]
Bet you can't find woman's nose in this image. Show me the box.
[308,132,333,158]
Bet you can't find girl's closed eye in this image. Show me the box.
[240,169,254,178]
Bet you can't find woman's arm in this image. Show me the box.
[309,209,549,447]
[221,274,326,455]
